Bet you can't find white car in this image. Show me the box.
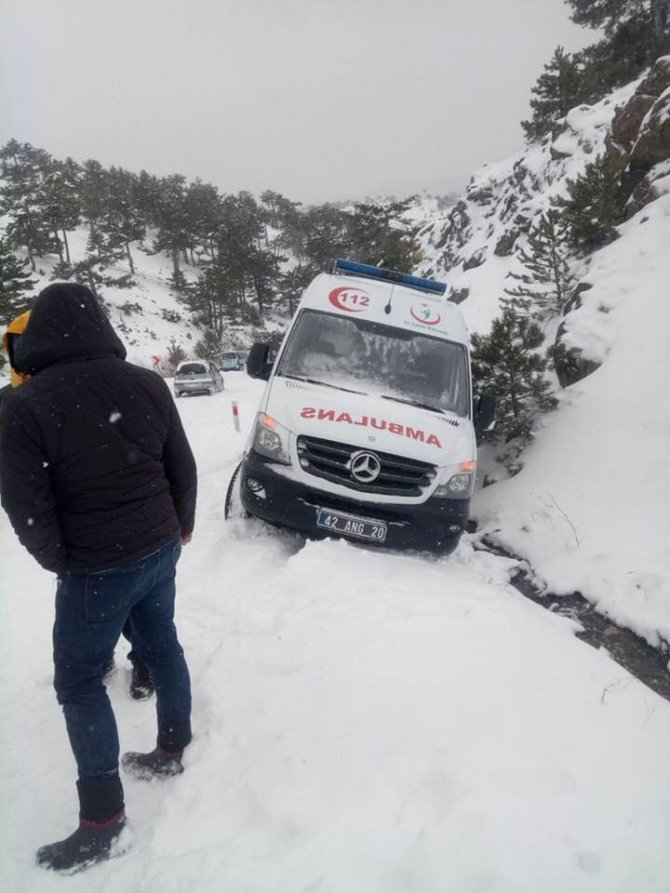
[232,259,494,554]
[174,360,224,397]
[221,351,247,372]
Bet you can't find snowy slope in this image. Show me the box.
[416,81,641,335]
[474,193,670,647]
[13,226,202,369]
[0,222,274,379]
[409,75,670,646]
[2,379,670,891]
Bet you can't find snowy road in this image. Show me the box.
[2,373,670,892]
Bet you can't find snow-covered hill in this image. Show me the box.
[8,227,229,371]
[411,57,670,646]
[477,193,670,646]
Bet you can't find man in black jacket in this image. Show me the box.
[0,283,197,873]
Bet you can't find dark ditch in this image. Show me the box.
[479,540,670,703]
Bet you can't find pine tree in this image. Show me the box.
[260,190,302,232]
[152,175,191,293]
[559,154,624,253]
[80,159,109,244]
[214,192,268,313]
[42,157,81,265]
[346,197,422,272]
[278,263,316,315]
[184,180,222,266]
[566,0,669,48]
[0,140,54,269]
[0,238,37,324]
[52,225,132,300]
[302,204,351,269]
[248,247,283,319]
[567,1,669,76]
[194,328,222,363]
[502,210,576,322]
[181,264,238,338]
[135,170,162,229]
[471,309,557,448]
[103,167,146,276]
[522,47,585,141]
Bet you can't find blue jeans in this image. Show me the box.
[53,540,192,780]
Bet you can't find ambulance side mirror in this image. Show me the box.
[247,342,273,381]
[473,393,496,432]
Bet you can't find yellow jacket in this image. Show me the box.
[2,310,31,388]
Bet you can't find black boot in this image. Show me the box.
[36,776,126,873]
[122,746,184,780]
[129,656,154,700]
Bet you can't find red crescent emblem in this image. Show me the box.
[410,305,442,326]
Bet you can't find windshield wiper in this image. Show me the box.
[281,374,364,396]
[380,394,445,414]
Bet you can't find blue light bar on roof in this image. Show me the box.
[332,258,447,296]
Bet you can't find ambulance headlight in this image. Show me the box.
[434,461,476,499]
[253,414,292,465]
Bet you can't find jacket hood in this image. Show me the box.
[13,283,126,374]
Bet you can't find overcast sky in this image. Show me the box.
[0,0,592,204]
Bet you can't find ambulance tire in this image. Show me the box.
[224,461,248,520]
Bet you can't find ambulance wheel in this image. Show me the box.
[224,461,248,520]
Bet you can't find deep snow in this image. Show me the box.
[2,374,670,892]
[475,194,670,649]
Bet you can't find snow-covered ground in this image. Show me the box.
[475,194,670,648]
[2,373,670,892]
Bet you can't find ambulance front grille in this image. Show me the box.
[296,435,436,497]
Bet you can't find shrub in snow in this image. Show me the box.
[472,309,557,473]
[165,337,187,372]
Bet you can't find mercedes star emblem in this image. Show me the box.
[350,450,382,484]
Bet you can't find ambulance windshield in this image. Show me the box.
[278,309,470,417]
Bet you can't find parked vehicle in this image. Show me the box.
[221,351,247,372]
[228,259,495,554]
[174,360,224,397]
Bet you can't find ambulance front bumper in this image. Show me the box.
[240,450,469,554]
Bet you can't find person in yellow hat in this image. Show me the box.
[1,309,31,397]
[1,308,155,699]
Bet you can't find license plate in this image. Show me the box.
[317,508,387,543]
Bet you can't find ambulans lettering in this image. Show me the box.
[406,427,424,441]
[299,407,443,448]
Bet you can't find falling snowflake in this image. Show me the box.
[109,411,122,423]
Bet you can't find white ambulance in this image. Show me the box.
[234,259,494,553]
